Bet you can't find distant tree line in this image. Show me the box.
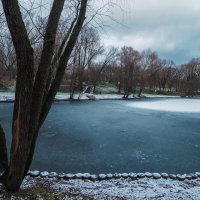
[1,22,200,98]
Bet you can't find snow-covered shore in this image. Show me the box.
[0,92,179,102]
[1,176,200,199]
[0,92,15,102]
[49,177,200,199]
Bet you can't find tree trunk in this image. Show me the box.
[0,124,8,173]
[23,0,88,176]
[1,0,88,192]
[1,0,35,191]
[93,83,97,93]
[118,83,121,94]
[138,87,143,97]
[2,47,34,191]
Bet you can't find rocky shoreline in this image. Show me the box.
[1,170,200,182]
[1,171,200,199]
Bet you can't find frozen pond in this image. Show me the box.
[1,98,200,174]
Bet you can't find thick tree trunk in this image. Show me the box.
[24,0,88,176]
[24,129,39,176]
[2,47,34,191]
[2,63,34,192]
[1,0,88,192]
[0,124,8,172]
[1,0,34,192]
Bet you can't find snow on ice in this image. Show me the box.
[128,98,200,113]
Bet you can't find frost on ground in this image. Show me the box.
[51,178,200,199]
[1,177,200,199]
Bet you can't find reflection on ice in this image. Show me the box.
[128,99,200,113]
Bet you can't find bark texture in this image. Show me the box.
[1,0,88,192]
[0,124,8,172]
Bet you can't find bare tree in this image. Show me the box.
[120,47,141,98]
[91,46,118,93]
[0,0,88,191]
[0,36,16,82]
[137,49,155,97]
[145,51,161,93]
[166,66,179,93]
[69,26,104,99]
[157,60,175,94]
[179,58,200,96]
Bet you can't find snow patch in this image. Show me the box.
[128,99,200,113]
[1,176,200,199]
[51,177,200,199]
[0,92,15,101]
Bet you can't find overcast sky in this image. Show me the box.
[18,0,200,64]
[95,0,200,64]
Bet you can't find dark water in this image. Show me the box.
[1,99,200,174]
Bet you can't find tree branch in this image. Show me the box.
[38,0,88,128]
[29,0,65,134]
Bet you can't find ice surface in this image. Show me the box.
[128,99,200,113]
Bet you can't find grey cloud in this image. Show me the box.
[18,0,200,64]
[96,0,200,64]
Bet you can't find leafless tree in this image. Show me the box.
[90,46,118,93]
[0,36,16,82]
[68,26,104,99]
[157,59,175,94]
[120,47,142,98]
[0,0,88,191]
[179,58,200,96]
